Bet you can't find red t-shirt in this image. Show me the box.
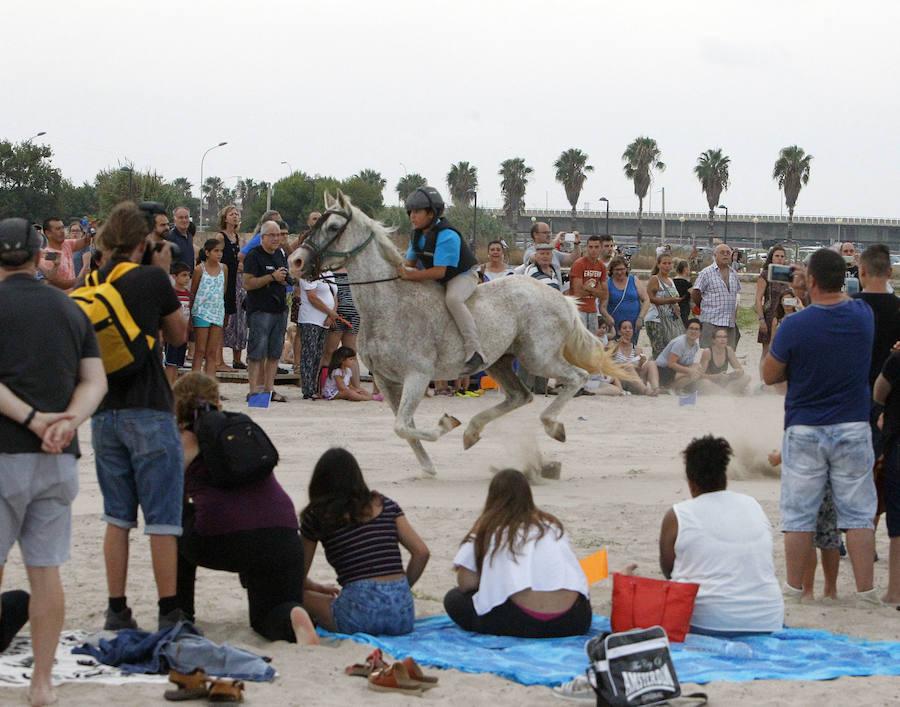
[569,257,607,313]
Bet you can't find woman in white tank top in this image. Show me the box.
[659,436,784,636]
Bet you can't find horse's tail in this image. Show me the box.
[562,303,640,382]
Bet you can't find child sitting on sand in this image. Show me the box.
[444,469,591,638]
[300,448,430,635]
[322,347,373,401]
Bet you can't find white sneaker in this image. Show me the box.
[552,673,594,701]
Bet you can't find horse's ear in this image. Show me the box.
[323,190,336,210]
[336,189,349,210]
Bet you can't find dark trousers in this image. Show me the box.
[299,323,327,397]
[443,588,591,638]
[176,509,305,642]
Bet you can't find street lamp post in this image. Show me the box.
[598,197,609,236]
[25,131,47,143]
[836,217,843,243]
[467,189,478,252]
[199,141,228,233]
[281,160,293,176]
[752,217,759,250]
[679,216,685,244]
[717,204,728,240]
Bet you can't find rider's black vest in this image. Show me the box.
[410,218,478,283]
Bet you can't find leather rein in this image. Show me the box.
[300,208,399,285]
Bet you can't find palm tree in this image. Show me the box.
[554,148,593,230]
[355,169,386,190]
[236,178,265,210]
[694,149,730,245]
[202,176,225,217]
[622,137,665,244]
[498,157,533,230]
[772,146,813,242]
[169,177,193,202]
[446,161,478,206]
[395,173,427,202]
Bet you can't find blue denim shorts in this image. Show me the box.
[91,409,183,535]
[332,577,414,635]
[781,422,876,532]
[247,310,287,361]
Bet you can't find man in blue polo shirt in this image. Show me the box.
[763,248,879,604]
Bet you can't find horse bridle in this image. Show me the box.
[300,207,399,285]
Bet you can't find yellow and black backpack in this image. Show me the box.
[70,262,156,383]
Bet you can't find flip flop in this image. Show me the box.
[345,648,388,677]
[270,393,288,403]
[208,678,244,703]
[164,668,210,701]
[367,662,423,696]
[401,657,438,688]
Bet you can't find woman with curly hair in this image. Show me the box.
[444,469,590,637]
[299,448,429,634]
[172,372,317,644]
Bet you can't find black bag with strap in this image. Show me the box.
[194,410,279,488]
[585,626,707,707]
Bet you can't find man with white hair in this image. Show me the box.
[690,243,741,348]
[243,220,290,401]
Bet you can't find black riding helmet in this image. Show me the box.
[404,186,445,219]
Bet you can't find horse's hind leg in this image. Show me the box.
[538,362,588,443]
[463,355,533,449]
[376,374,438,477]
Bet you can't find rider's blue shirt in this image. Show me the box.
[406,228,462,268]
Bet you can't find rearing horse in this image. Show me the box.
[290,191,626,476]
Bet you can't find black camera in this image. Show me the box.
[283,270,297,287]
[141,238,180,266]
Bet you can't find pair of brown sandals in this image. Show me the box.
[165,668,244,702]
[346,648,439,697]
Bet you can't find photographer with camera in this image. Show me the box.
[88,201,189,631]
[138,202,178,273]
[39,217,93,292]
[242,220,291,402]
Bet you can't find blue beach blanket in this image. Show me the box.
[318,615,900,686]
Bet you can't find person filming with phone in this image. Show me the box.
[39,217,93,292]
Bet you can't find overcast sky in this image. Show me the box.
[8,0,899,219]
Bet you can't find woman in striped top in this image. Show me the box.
[300,448,430,635]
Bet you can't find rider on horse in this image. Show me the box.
[397,186,485,375]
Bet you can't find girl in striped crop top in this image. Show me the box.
[300,448,430,635]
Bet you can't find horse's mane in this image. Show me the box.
[349,202,404,266]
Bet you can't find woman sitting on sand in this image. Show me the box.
[612,319,660,395]
[659,435,783,636]
[300,448,430,635]
[172,373,318,644]
[697,328,751,394]
[444,469,591,638]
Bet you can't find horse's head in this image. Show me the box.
[289,190,354,280]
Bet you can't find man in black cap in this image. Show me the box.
[0,217,107,707]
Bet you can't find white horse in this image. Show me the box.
[290,191,627,476]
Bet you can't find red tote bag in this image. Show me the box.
[610,572,699,643]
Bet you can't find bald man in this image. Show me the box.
[690,244,741,348]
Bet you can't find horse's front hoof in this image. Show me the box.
[463,427,481,449]
[421,464,437,477]
[542,420,566,443]
[439,414,461,433]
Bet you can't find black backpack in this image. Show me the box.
[194,410,279,488]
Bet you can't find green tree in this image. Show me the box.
[622,136,665,244]
[498,157,532,231]
[772,145,813,242]
[95,166,176,217]
[0,140,64,220]
[554,148,593,230]
[395,173,427,202]
[354,169,387,191]
[59,180,99,220]
[166,177,200,220]
[201,176,225,223]
[339,175,384,216]
[693,148,730,245]
[446,161,478,206]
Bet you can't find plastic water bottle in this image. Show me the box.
[683,632,754,659]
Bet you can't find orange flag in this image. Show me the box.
[580,549,608,585]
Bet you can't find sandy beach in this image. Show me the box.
[4,321,900,706]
